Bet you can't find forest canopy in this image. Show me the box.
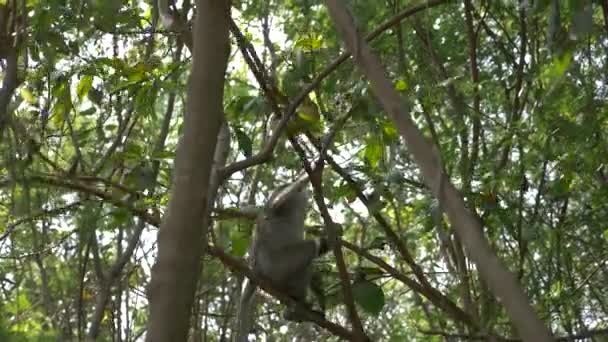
[0,0,607,341]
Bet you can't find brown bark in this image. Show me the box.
[145,0,231,341]
[322,1,554,341]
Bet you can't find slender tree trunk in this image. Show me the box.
[146,1,231,341]
[322,1,554,341]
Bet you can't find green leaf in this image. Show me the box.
[231,234,249,257]
[77,75,94,101]
[80,107,96,116]
[51,80,73,126]
[550,280,563,299]
[151,150,175,160]
[231,95,256,113]
[352,279,385,315]
[135,84,156,117]
[15,293,31,312]
[553,52,572,76]
[382,121,398,140]
[541,52,572,84]
[20,87,37,104]
[364,140,383,169]
[533,0,552,12]
[234,128,253,158]
[123,144,144,161]
[110,208,131,226]
[104,124,118,131]
[394,79,407,91]
[295,36,323,50]
[334,182,357,203]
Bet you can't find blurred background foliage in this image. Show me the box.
[0,0,607,340]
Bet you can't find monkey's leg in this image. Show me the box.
[280,271,327,322]
[235,279,257,342]
[282,301,325,322]
[282,274,327,323]
[309,271,326,313]
[265,239,328,278]
[257,240,329,323]
[280,257,326,323]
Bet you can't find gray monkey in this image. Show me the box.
[235,179,330,341]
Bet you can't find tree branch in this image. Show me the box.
[322,1,554,340]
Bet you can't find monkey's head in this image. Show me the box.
[266,183,309,218]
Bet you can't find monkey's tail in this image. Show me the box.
[234,279,256,342]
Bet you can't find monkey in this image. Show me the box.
[235,178,330,342]
[157,0,175,29]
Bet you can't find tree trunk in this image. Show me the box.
[146,1,231,341]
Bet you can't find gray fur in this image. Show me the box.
[234,184,326,341]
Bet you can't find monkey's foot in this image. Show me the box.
[283,306,325,322]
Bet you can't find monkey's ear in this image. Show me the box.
[268,173,309,210]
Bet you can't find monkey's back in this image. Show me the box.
[252,189,309,284]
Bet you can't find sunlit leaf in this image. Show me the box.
[77,75,94,101]
[20,87,37,104]
[394,79,407,91]
[295,36,323,50]
[363,140,383,169]
[382,121,398,140]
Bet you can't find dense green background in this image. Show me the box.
[0,0,607,340]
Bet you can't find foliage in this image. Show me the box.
[0,0,607,341]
